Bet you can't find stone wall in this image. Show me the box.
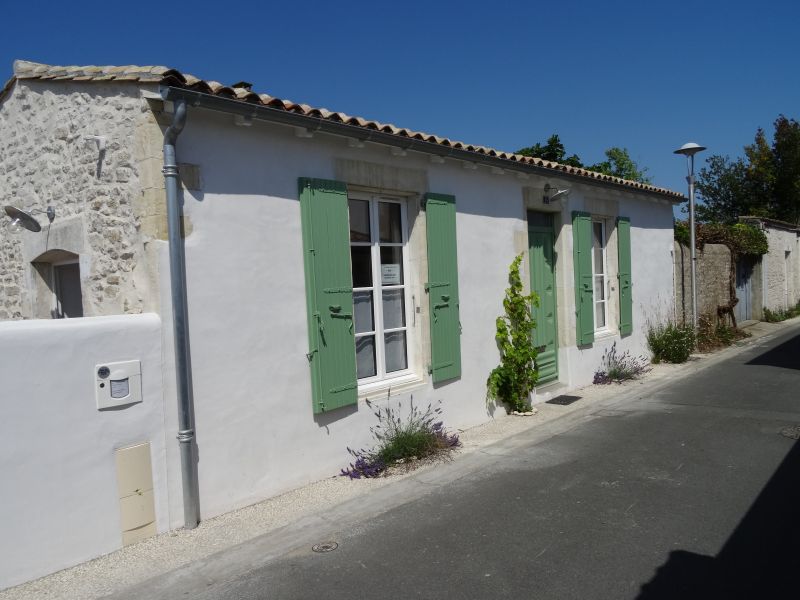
[0,78,167,320]
[674,241,732,324]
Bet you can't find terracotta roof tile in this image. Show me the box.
[1,60,683,199]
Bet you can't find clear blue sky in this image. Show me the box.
[3,0,799,209]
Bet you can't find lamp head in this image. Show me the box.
[674,142,707,157]
[543,183,570,204]
[4,205,43,233]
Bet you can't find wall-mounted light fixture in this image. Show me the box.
[543,183,570,204]
[3,205,55,234]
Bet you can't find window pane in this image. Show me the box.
[593,222,604,274]
[353,291,374,334]
[379,202,402,243]
[350,246,372,288]
[356,335,377,379]
[594,276,605,301]
[349,199,371,242]
[380,246,404,285]
[384,331,408,373]
[595,302,606,328]
[382,289,406,329]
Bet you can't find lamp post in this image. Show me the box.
[674,142,706,328]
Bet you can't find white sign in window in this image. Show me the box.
[381,264,401,285]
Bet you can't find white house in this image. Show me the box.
[0,60,682,589]
[739,216,800,313]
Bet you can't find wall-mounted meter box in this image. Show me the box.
[95,360,142,410]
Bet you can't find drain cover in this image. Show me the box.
[780,425,800,440]
[312,542,339,553]
[547,395,582,406]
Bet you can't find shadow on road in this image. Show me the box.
[636,436,800,599]
[745,332,800,370]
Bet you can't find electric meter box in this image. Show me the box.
[95,360,142,410]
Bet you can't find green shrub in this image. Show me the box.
[696,314,750,352]
[763,301,800,323]
[646,322,696,363]
[487,255,539,413]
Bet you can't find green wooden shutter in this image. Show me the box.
[299,178,358,413]
[425,193,461,383]
[617,216,633,335]
[572,211,594,345]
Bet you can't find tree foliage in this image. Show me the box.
[516,135,650,183]
[695,115,800,224]
[589,147,651,183]
[674,221,768,256]
[516,134,583,167]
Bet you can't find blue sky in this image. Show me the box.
[3,0,799,208]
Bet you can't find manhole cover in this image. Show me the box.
[312,542,338,553]
[547,395,582,406]
[780,425,800,440]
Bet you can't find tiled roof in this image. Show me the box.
[3,60,683,199]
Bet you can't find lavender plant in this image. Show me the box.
[593,342,650,384]
[340,398,460,479]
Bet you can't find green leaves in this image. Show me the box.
[696,115,800,225]
[674,221,768,257]
[487,255,540,413]
[588,147,651,184]
[515,136,650,183]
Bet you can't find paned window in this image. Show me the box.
[349,195,411,383]
[591,221,607,331]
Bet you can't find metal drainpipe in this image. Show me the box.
[162,98,199,529]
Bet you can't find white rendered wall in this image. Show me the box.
[157,108,677,525]
[0,314,167,589]
[762,225,800,310]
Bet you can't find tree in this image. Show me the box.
[772,115,800,224]
[695,155,751,223]
[516,134,584,167]
[695,115,800,224]
[588,147,651,183]
[516,136,651,182]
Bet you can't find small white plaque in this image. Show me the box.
[381,264,401,284]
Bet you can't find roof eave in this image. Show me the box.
[160,85,684,202]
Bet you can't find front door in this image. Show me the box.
[735,256,754,322]
[528,212,559,385]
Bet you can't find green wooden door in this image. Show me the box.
[528,213,559,385]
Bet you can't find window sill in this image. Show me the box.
[593,329,619,342]
[358,372,426,400]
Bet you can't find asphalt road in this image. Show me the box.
[120,325,800,599]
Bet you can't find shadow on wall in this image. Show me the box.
[636,423,800,597]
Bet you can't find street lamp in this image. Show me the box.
[674,142,707,328]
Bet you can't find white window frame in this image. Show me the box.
[591,220,609,333]
[50,258,83,319]
[349,192,414,387]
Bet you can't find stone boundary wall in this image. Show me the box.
[674,241,731,324]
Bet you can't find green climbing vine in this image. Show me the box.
[674,221,768,256]
[487,254,540,413]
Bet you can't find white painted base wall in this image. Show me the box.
[0,314,167,589]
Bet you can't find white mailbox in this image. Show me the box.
[95,360,142,410]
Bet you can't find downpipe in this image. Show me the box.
[162,98,200,529]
